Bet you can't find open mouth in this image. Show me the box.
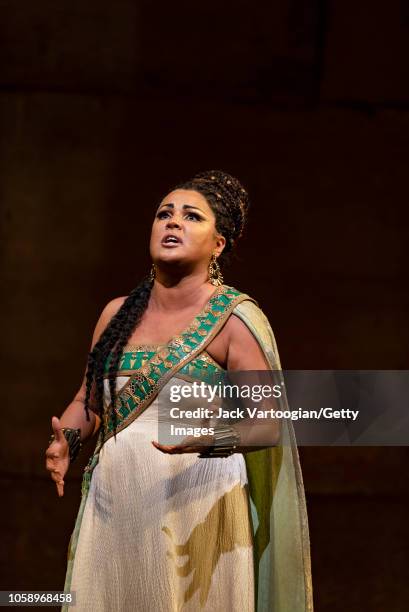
[161,235,182,246]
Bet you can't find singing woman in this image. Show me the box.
[45,170,313,611]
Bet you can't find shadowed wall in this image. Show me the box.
[1,2,408,610]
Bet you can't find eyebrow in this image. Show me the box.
[158,202,205,214]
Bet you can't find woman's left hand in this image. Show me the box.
[151,433,215,454]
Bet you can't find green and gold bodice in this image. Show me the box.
[98,285,255,439]
[107,346,225,382]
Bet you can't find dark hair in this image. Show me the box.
[173,169,250,266]
[83,170,250,439]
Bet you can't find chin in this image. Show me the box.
[156,254,186,267]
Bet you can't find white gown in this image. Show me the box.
[62,289,314,612]
[64,374,255,612]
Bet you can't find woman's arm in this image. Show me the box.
[226,313,271,370]
[152,312,281,456]
[45,297,126,497]
[57,376,100,442]
[56,296,126,443]
[223,314,281,452]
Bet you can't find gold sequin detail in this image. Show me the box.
[133,373,146,383]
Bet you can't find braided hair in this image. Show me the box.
[174,170,250,266]
[83,170,250,440]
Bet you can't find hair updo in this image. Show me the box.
[173,169,250,265]
[82,170,250,440]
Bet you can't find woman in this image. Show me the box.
[45,170,313,612]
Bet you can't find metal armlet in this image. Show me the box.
[198,424,241,458]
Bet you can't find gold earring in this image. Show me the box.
[148,263,156,282]
[208,254,224,286]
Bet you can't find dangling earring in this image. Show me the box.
[208,253,224,286]
[148,263,156,282]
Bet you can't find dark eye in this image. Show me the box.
[186,212,202,221]
[156,210,170,219]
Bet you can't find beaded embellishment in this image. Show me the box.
[100,285,252,438]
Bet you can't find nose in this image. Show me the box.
[166,216,182,230]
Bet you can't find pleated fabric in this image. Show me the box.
[66,376,255,612]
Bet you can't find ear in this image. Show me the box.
[214,233,226,257]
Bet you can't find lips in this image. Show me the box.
[161,234,182,246]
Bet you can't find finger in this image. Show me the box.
[46,458,58,472]
[46,449,63,462]
[46,462,66,478]
[151,441,182,454]
[151,441,197,454]
[51,416,64,442]
[46,439,60,453]
[50,469,67,490]
[151,442,174,453]
[55,478,64,497]
[152,438,198,449]
[151,440,183,450]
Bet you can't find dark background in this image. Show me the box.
[1,1,408,610]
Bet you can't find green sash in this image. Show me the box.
[81,284,256,494]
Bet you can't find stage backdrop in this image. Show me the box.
[1,2,408,610]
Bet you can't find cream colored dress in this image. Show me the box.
[66,375,255,612]
[63,287,313,612]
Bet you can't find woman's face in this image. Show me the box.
[150,189,225,272]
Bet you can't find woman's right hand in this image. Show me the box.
[45,416,70,497]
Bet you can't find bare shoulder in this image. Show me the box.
[224,312,251,333]
[90,296,128,349]
[223,313,259,346]
[225,313,270,370]
[101,296,128,320]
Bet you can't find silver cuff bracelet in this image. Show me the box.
[198,424,241,458]
[48,427,82,463]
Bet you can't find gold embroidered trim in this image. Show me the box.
[123,285,225,352]
[100,291,256,444]
[122,343,165,352]
[115,350,225,377]
[197,351,224,371]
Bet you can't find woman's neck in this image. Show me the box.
[149,274,217,313]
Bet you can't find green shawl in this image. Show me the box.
[234,299,313,612]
